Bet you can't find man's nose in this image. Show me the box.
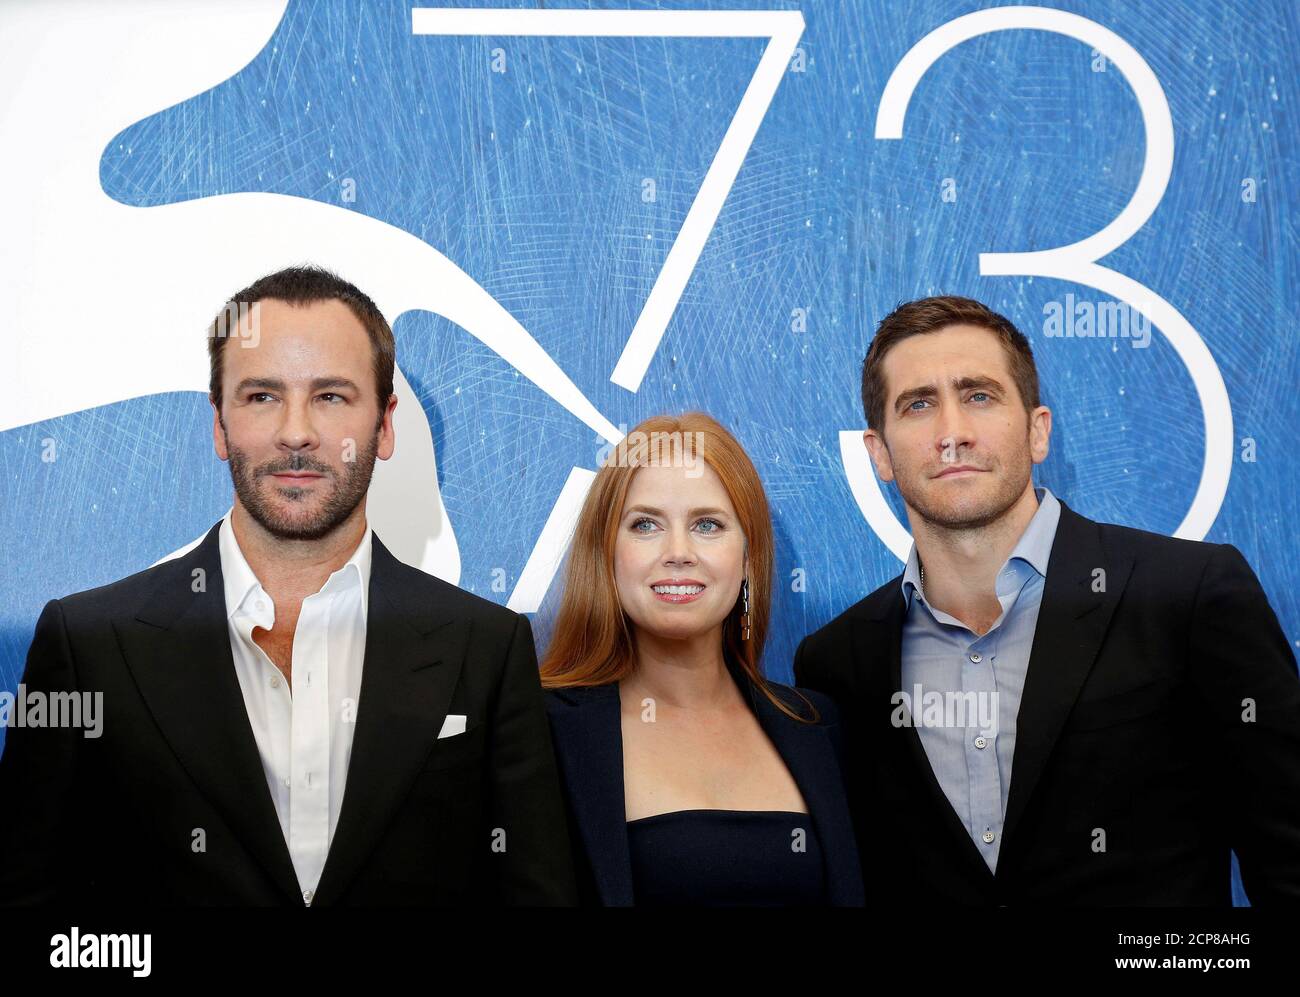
[934,400,975,461]
[275,397,320,451]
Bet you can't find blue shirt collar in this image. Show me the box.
[901,486,1062,609]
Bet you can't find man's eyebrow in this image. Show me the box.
[953,375,1005,394]
[893,383,938,414]
[234,376,361,394]
[892,375,1006,413]
[307,377,361,392]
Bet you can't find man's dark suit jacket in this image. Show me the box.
[544,668,865,905]
[794,498,1300,905]
[0,520,577,906]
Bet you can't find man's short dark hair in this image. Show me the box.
[206,265,396,416]
[861,295,1040,430]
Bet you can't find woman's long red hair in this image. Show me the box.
[539,412,814,722]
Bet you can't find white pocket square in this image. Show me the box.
[437,714,467,739]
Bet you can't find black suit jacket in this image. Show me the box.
[794,498,1300,905]
[0,520,577,906]
[544,670,865,905]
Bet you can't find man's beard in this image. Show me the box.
[895,446,1033,532]
[223,427,380,541]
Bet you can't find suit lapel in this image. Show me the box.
[999,501,1133,861]
[312,535,468,905]
[552,676,867,906]
[546,685,635,906]
[857,593,996,885]
[113,521,302,904]
[114,524,471,905]
[854,501,1134,883]
[741,676,865,905]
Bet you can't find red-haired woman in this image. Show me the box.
[540,413,863,906]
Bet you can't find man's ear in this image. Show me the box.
[862,427,895,482]
[211,398,229,461]
[377,392,398,461]
[1029,405,1052,465]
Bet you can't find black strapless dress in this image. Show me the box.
[626,808,828,906]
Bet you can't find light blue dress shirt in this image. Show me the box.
[899,486,1062,872]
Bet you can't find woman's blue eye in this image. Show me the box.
[629,517,723,533]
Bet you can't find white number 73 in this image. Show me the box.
[843,5,1232,561]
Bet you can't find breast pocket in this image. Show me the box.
[421,721,488,774]
[1063,680,1174,733]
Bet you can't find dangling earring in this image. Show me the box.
[741,578,752,641]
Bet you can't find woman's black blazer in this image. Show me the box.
[543,669,865,906]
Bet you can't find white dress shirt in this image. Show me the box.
[218,509,372,904]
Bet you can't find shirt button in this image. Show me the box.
[982,831,996,844]
[969,652,982,663]
[974,736,988,749]
[270,675,281,688]
[282,776,291,788]
[255,600,266,611]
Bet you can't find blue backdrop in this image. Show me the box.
[1,1,1296,905]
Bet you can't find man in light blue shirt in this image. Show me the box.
[796,294,1300,905]
[899,485,1060,871]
